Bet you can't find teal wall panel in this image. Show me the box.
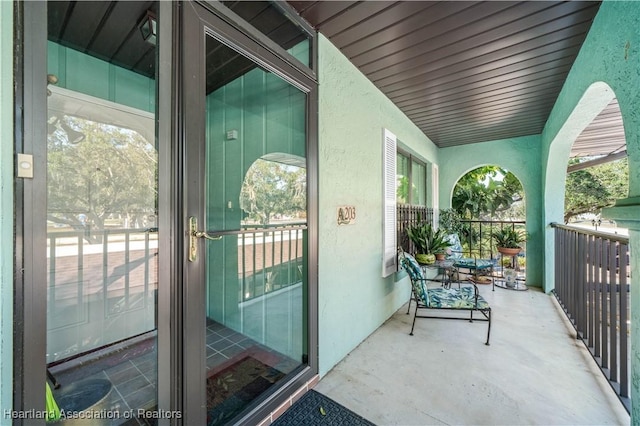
[288,39,310,67]
[47,41,155,113]
[204,66,306,359]
[317,35,438,377]
[63,46,110,100]
[113,66,156,112]
[0,2,13,420]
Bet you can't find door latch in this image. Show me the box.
[188,216,222,262]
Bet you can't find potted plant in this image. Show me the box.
[492,227,526,256]
[407,222,451,264]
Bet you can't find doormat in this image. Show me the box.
[207,355,285,426]
[272,390,376,426]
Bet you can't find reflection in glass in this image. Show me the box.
[397,153,410,204]
[412,160,426,206]
[204,35,308,425]
[221,0,311,66]
[46,84,158,425]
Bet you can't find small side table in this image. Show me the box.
[494,275,527,291]
[421,260,456,289]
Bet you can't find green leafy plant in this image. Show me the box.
[491,227,526,249]
[407,222,451,255]
[439,208,463,235]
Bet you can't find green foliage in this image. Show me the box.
[452,166,523,220]
[564,158,628,223]
[491,227,526,249]
[407,222,451,254]
[397,176,410,204]
[239,159,306,225]
[438,208,462,234]
[47,117,157,231]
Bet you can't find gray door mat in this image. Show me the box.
[272,390,376,426]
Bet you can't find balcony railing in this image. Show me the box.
[46,227,158,362]
[236,222,306,302]
[396,209,526,268]
[396,204,433,253]
[46,223,305,362]
[458,219,526,263]
[551,223,630,412]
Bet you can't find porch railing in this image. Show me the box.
[551,223,630,412]
[396,204,433,253]
[237,223,306,302]
[396,210,526,266]
[46,227,158,362]
[459,219,526,262]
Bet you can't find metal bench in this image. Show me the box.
[399,248,492,345]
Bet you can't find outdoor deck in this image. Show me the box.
[315,282,629,425]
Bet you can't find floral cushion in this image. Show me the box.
[445,234,463,259]
[400,253,430,306]
[453,257,495,270]
[426,286,490,310]
[446,234,494,270]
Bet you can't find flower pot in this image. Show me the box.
[435,253,446,261]
[497,247,521,256]
[415,253,435,265]
[51,378,113,425]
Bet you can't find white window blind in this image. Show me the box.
[382,128,397,277]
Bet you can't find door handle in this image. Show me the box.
[188,216,222,262]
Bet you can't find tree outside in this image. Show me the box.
[452,165,524,221]
[47,115,157,236]
[564,157,628,224]
[239,159,306,225]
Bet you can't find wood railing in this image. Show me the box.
[396,204,433,254]
[551,223,630,412]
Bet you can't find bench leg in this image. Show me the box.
[410,305,419,336]
[485,309,491,346]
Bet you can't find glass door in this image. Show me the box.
[44,2,159,423]
[182,3,311,424]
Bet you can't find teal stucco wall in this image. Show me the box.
[0,1,12,421]
[317,35,438,376]
[541,1,640,419]
[439,135,543,288]
[47,41,155,113]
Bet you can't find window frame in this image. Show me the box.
[397,148,428,207]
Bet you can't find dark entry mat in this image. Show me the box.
[207,355,285,425]
[272,390,376,426]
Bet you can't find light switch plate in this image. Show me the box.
[17,153,34,178]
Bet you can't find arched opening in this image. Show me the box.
[447,165,527,284]
[564,97,628,234]
[240,154,306,227]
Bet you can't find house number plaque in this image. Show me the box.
[337,205,356,225]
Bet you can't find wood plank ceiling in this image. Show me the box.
[47,1,306,94]
[47,1,621,159]
[288,1,616,154]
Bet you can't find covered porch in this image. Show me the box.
[316,283,629,425]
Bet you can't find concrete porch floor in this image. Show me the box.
[315,283,630,425]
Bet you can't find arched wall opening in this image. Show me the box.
[543,81,618,291]
[447,165,528,283]
[438,134,543,288]
[564,97,628,230]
